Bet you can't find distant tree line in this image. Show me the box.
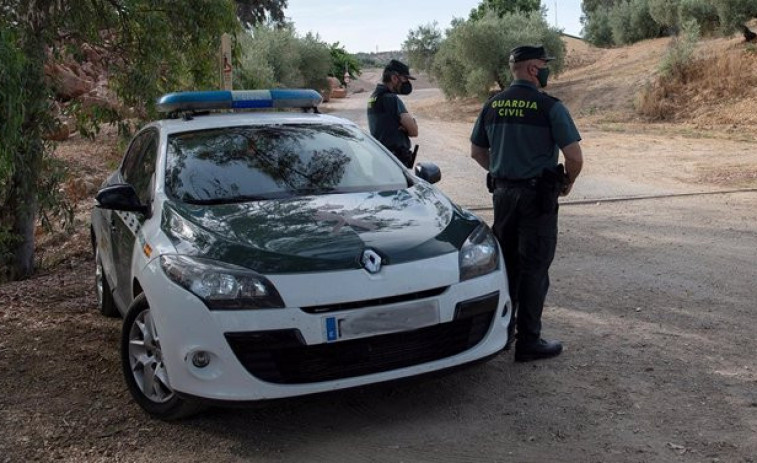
[582,0,757,47]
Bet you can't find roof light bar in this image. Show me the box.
[156,89,323,113]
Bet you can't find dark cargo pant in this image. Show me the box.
[492,184,558,344]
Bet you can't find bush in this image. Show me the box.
[636,20,701,119]
[659,20,701,79]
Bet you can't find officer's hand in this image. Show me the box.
[560,182,574,196]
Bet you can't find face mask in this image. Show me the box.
[537,67,550,88]
[399,81,413,95]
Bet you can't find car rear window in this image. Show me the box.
[165,124,409,204]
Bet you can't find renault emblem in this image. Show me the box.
[361,249,382,274]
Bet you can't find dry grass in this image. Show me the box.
[636,44,757,123]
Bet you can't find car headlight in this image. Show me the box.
[459,224,499,281]
[160,255,285,310]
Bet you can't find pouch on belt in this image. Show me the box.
[539,163,568,213]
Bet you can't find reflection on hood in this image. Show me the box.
[162,183,481,274]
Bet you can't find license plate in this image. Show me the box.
[324,300,440,342]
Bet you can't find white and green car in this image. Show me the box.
[91,89,511,419]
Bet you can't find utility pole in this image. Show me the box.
[554,1,558,28]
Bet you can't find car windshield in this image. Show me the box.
[165,124,409,204]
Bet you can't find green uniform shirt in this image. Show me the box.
[367,84,411,153]
[470,80,581,179]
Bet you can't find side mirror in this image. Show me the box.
[95,184,149,215]
[414,162,441,184]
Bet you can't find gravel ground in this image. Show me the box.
[1,86,757,463]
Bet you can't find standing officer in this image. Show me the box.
[367,59,418,168]
[470,45,583,362]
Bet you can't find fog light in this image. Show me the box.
[192,351,211,368]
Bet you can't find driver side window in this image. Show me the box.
[121,129,159,205]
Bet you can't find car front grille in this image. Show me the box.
[224,291,499,384]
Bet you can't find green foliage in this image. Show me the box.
[431,10,565,99]
[235,26,332,91]
[648,0,681,31]
[0,26,25,264]
[235,0,288,28]
[659,19,701,78]
[469,0,542,21]
[0,0,257,280]
[582,6,615,46]
[583,0,754,44]
[403,22,443,76]
[608,0,662,45]
[330,43,361,85]
[679,0,720,34]
[711,0,757,32]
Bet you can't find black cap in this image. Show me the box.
[384,59,416,80]
[509,45,555,63]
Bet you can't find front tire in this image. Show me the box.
[121,294,204,420]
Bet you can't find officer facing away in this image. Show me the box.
[470,45,584,362]
[367,59,419,168]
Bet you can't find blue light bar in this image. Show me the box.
[156,89,323,113]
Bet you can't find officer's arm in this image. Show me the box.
[560,141,583,196]
[470,143,490,171]
[399,113,418,137]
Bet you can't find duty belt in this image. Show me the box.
[494,177,539,188]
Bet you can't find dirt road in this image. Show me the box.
[1,85,757,462]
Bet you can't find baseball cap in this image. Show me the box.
[509,45,555,63]
[384,59,416,80]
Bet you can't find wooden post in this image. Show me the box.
[220,33,232,90]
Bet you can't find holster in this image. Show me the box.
[538,164,568,213]
[392,145,418,169]
[486,172,495,193]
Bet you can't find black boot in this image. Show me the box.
[514,338,563,362]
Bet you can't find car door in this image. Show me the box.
[111,129,159,309]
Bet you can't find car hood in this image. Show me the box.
[161,183,481,274]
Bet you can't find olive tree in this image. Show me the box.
[402,22,443,76]
[431,10,565,100]
[235,26,331,91]
[0,0,291,281]
[712,0,757,31]
[649,0,682,33]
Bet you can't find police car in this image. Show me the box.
[91,89,511,419]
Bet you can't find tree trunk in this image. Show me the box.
[4,33,47,280]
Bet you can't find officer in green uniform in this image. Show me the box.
[367,59,419,168]
[470,45,584,362]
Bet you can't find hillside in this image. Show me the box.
[407,33,757,133]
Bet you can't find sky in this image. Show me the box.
[284,0,584,54]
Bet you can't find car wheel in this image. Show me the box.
[95,249,119,318]
[121,293,204,420]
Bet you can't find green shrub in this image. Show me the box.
[659,19,701,78]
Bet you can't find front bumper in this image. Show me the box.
[139,252,510,401]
